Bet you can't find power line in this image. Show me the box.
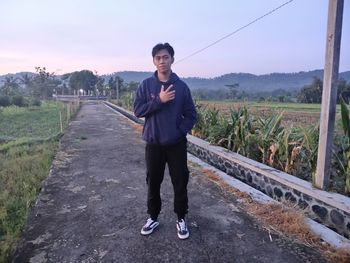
[175,0,294,64]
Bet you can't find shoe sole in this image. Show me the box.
[140,222,159,235]
[177,232,189,239]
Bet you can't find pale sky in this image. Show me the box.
[0,0,349,77]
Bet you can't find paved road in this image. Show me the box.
[13,101,326,263]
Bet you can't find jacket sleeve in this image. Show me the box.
[133,82,162,118]
[178,86,197,135]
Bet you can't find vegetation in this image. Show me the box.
[0,67,60,109]
[30,67,61,99]
[192,86,296,102]
[192,102,350,196]
[109,80,139,110]
[340,97,350,193]
[0,101,79,262]
[297,77,350,104]
[0,139,58,261]
[0,101,79,140]
[1,68,349,260]
[191,77,350,103]
[69,70,98,94]
[297,77,323,103]
[0,103,61,140]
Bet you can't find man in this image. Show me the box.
[134,43,197,240]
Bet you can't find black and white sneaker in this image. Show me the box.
[176,219,189,239]
[141,218,159,235]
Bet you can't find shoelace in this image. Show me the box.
[145,218,155,227]
[178,220,187,232]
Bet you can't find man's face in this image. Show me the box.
[153,49,174,74]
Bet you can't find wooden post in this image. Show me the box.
[315,0,344,189]
[59,111,63,133]
[67,103,71,123]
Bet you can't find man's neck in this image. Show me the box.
[157,71,171,82]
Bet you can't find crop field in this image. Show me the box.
[193,100,350,197]
[198,100,341,128]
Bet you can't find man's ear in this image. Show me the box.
[171,57,175,64]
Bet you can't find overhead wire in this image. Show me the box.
[175,0,294,64]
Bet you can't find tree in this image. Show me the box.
[192,89,209,100]
[108,76,116,91]
[297,77,323,103]
[337,79,350,103]
[96,76,105,95]
[125,81,139,93]
[0,76,20,96]
[69,70,98,94]
[30,67,61,99]
[19,73,33,96]
[108,75,125,99]
[225,83,239,101]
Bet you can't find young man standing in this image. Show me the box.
[134,43,197,239]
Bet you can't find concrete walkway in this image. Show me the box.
[13,101,326,263]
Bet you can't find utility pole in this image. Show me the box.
[315,0,344,189]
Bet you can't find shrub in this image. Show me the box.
[0,96,11,107]
[28,98,41,107]
[12,96,26,107]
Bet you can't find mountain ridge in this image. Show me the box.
[1,70,349,92]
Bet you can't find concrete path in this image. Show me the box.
[13,101,326,263]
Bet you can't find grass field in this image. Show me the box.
[0,102,63,141]
[0,140,58,261]
[0,101,79,262]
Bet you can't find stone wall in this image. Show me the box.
[187,135,350,239]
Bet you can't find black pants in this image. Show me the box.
[145,138,189,219]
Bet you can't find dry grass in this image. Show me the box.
[191,165,350,263]
[131,124,143,135]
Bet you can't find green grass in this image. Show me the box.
[0,100,80,262]
[0,102,62,141]
[0,140,58,262]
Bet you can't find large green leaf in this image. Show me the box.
[340,97,350,140]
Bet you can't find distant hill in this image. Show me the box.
[105,70,350,92]
[103,71,152,83]
[0,72,36,85]
[1,70,350,92]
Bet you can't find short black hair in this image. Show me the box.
[152,43,175,58]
